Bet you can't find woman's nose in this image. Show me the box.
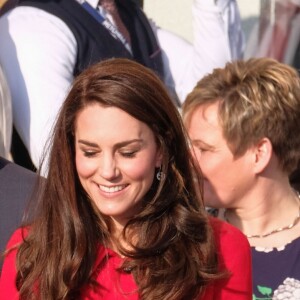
[99,155,119,180]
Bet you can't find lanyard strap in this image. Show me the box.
[81,1,132,55]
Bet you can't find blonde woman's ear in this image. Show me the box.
[253,137,273,174]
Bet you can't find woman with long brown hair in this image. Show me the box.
[0,58,252,299]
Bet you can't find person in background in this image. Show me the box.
[0,58,252,299]
[0,63,38,269]
[0,0,243,171]
[182,57,300,299]
[0,63,12,160]
[0,156,38,270]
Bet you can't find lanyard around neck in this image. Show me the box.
[81,1,132,55]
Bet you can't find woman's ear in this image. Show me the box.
[252,137,273,174]
[155,148,163,168]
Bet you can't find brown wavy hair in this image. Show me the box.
[15,58,220,299]
[183,57,300,175]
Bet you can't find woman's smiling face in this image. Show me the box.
[75,103,162,229]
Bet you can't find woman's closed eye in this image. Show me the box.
[119,150,138,158]
[82,149,98,157]
[196,146,208,153]
[192,141,212,156]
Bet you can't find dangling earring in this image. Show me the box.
[156,166,165,181]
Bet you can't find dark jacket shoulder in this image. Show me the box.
[0,157,38,262]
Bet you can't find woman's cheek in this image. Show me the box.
[76,154,97,178]
[121,159,156,180]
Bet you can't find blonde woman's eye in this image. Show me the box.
[193,144,206,152]
[193,146,206,155]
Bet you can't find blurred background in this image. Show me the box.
[0,0,261,45]
[1,0,298,68]
[143,0,300,68]
[143,0,260,47]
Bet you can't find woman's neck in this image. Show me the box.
[224,183,300,247]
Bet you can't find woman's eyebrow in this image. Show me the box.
[78,140,99,147]
[114,139,143,148]
[77,139,144,148]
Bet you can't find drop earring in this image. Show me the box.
[156,166,165,181]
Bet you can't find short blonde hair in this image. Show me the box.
[183,58,300,174]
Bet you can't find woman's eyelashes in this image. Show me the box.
[81,148,140,158]
[196,146,208,153]
[82,149,98,157]
[192,141,212,155]
[119,150,138,158]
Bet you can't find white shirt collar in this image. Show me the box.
[76,0,118,29]
[76,0,99,9]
